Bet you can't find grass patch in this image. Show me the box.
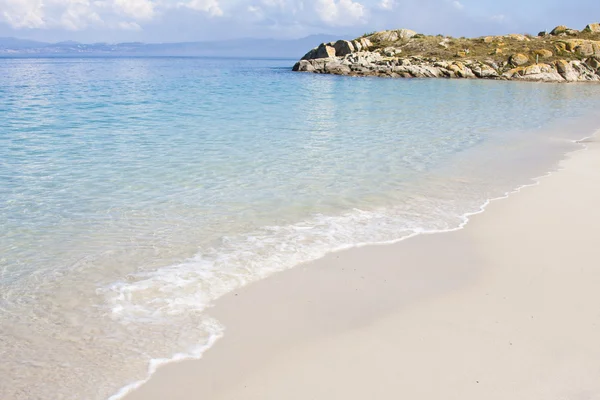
[359,30,600,65]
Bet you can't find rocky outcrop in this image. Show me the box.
[294,53,599,82]
[503,63,564,81]
[549,25,581,37]
[562,39,600,57]
[369,29,417,42]
[507,34,529,42]
[550,25,568,35]
[293,23,600,83]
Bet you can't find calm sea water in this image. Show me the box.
[1,57,600,399]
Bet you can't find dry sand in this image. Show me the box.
[124,136,600,400]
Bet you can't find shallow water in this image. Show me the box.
[1,57,599,399]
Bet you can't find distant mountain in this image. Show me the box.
[0,35,346,58]
[0,37,48,49]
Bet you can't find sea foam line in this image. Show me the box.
[106,130,597,400]
[107,317,224,400]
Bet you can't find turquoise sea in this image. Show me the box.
[1,57,600,399]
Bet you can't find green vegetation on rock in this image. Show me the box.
[362,27,600,65]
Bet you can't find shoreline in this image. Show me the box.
[105,112,600,400]
[120,126,600,400]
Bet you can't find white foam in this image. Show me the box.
[104,131,598,400]
[107,317,224,400]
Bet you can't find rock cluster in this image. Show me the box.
[292,26,600,83]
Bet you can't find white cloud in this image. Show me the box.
[0,0,224,31]
[452,0,463,9]
[112,0,155,20]
[0,0,595,43]
[261,0,285,8]
[0,0,45,28]
[57,0,102,30]
[178,0,223,17]
[441,0,462,11]
[378,0,393,10]
[314,0,365,25]
[246,4,265,19]
[240,0,366,29]
[117,20,142,30]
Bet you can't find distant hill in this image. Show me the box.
[0,35,346,58]
[0,37,48,49]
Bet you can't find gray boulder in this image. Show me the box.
[570,60,600,81]
[509,53,529,66]
[369,29,417,43]
[370,30,399,42]
[301,43,337,60]
[292,60,315,72]
[471,63,499,78]
[300,47,318,60]
[520,63,564,81]
[333,40,355,57]
[555,60,581,81]
[359,38,373,50]
[315,44,336,58]
[550,25,568,35]
[323,60,351,74]
[586,57,600,70]
[398,29,418,39]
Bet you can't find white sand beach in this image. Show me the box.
[124,135,600,400]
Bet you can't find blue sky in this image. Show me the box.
[0,0,598,43]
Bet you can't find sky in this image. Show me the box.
[0,0,599,43]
